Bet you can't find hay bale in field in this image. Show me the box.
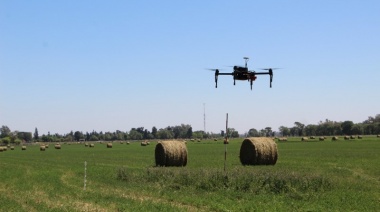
[278,137,287,141]
[239,137,278,166]
[141,141,147,146]
[85,143,89,147]
[319,137,325,141]
[126,141,130,145]
[344,136,350,140]
[0,147,3,152]
[90,143,94,148]
[310,136,315,139]
[3,147,7,151]
[45,144,49,149]
[358,135,363,139]
[10,146,14,150]
[40,146,46,151]
[107,143,112,148]
[332,136,339,141]
[214,138,218,141]
[120,141,124,144]
[302,137,308,141]
[55,144,61,149]
[155,140,188,167]
[22,146,27,150]
[350,135,356,139]
[377,135,380,138]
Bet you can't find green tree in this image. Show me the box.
[152,126,157,138]
[341,121,354,135]
[248,128,259,137]
[294,122,305,136]
[34,128,39,140]
[0,125,11,138]
[278,126,290,136]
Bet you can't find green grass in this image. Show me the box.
[1,138,379,211]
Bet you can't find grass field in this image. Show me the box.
[1,137,379,211]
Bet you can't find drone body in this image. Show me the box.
[211,57,277,90]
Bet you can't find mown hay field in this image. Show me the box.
[0,137,379,211]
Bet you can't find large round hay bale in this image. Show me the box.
[239,137,278,166]
[107,143,112,148]
[332,136,339,141]
[40,146,46,151]
[319,137,325,141]
[155,140,188,167]
[10,146,15,150]
[90,143,94,148]
[22,146,27,150]
[55,144,61,149]
[344,136,350,140]
[302,137,308,141]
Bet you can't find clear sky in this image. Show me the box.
[1,1,379,135]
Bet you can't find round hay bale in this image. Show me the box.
[85,143,89,147]
[0,147,3,152]
[278,137,287,141]
[155,140,188,167]
[10,146,15,150]
[302,137,308,141]
[141,141,147,146]
[350,135,356,139]
[40,146,46,151]
[3,147,7,151]
[45,144,49,149]
[332,136,339,141]
[22,146,27,150]
[126,141,130,145]
[239,137,278,166]
[377,135,380,138]
[310,136,315,139]
[90,143,94,148]
[55,144,61,149]
[358,135,363,139]
[344,136,350,140]
[319,137,325,141]
[107,143,112,148]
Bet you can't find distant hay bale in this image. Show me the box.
[40,146,46,151]
[278,137,287,141]
[319,137,325,141]
[239,137,278,166]
[358,135,363,139]
[120,141,124,144]
[350,135,356,139]
[90,144,94,148]
[377,135,380,138]
[344,136,350,140]
[85,143,89,147]
[107,143,112,148]
[22,146,27,150]
[310,136,315,139]
[10,146,14,150]
[126,141,130,145]
[332,136,339,141]
[190,139,195,142]
[55,144,61,149]
[45,145,49,148]
[214,138,218,141]
[302,137,308,141]
[141,141,147,146]
[155,140,188,167]
[3,147,7,151]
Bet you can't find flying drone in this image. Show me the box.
[209,57,279,90]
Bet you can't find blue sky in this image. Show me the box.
[1,1,379,135]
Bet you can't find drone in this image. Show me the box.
[209,57,279,90]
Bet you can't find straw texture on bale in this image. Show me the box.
[302,137,308,141]
[155,140,188,167]
[22,146,26,150]
[90,144,94,147]
[55,144,61,149]
[107,143,112,148]
[239,137,278,166]
[40,146,46,151]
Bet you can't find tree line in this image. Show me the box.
[0,123,241,144]
[246,114,380,137]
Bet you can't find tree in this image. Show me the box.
[278,126,290,136]
[0,125,11,138]
[34,128,39,140]
[294,122,305,136]
[248,128,259,137]
[264,127,272,137]
[74,131,84,141]
[152,126,157,138]
[341,121,354,135]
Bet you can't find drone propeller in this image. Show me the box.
[206,69,220,88]
[259,68,280,88]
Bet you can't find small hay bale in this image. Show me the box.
[3,147,7,151]
[239,137,278,166]
[332,136,339,141]
[85,143,89,147]
[126,141,130,145]
[302,137,309,141]
[141,141,147,146]
[107,143,112,148]
[310,136,315,139]
[55,144,61,149]
[319,137,325,141]
[90,143,94,148]
[10,146,15,150]
[214,138,218,141]
[377,135,380,138]
[120,141,124,144]
[358,135,363,139]
[22,146,27,150]
[278,137,287,141]
[155,140,188,167]
[344,136,350,140]
[45,145,49,149]
[350,135,356,139]
[40,146,46,151]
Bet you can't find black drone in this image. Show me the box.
[209,57,279,90]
